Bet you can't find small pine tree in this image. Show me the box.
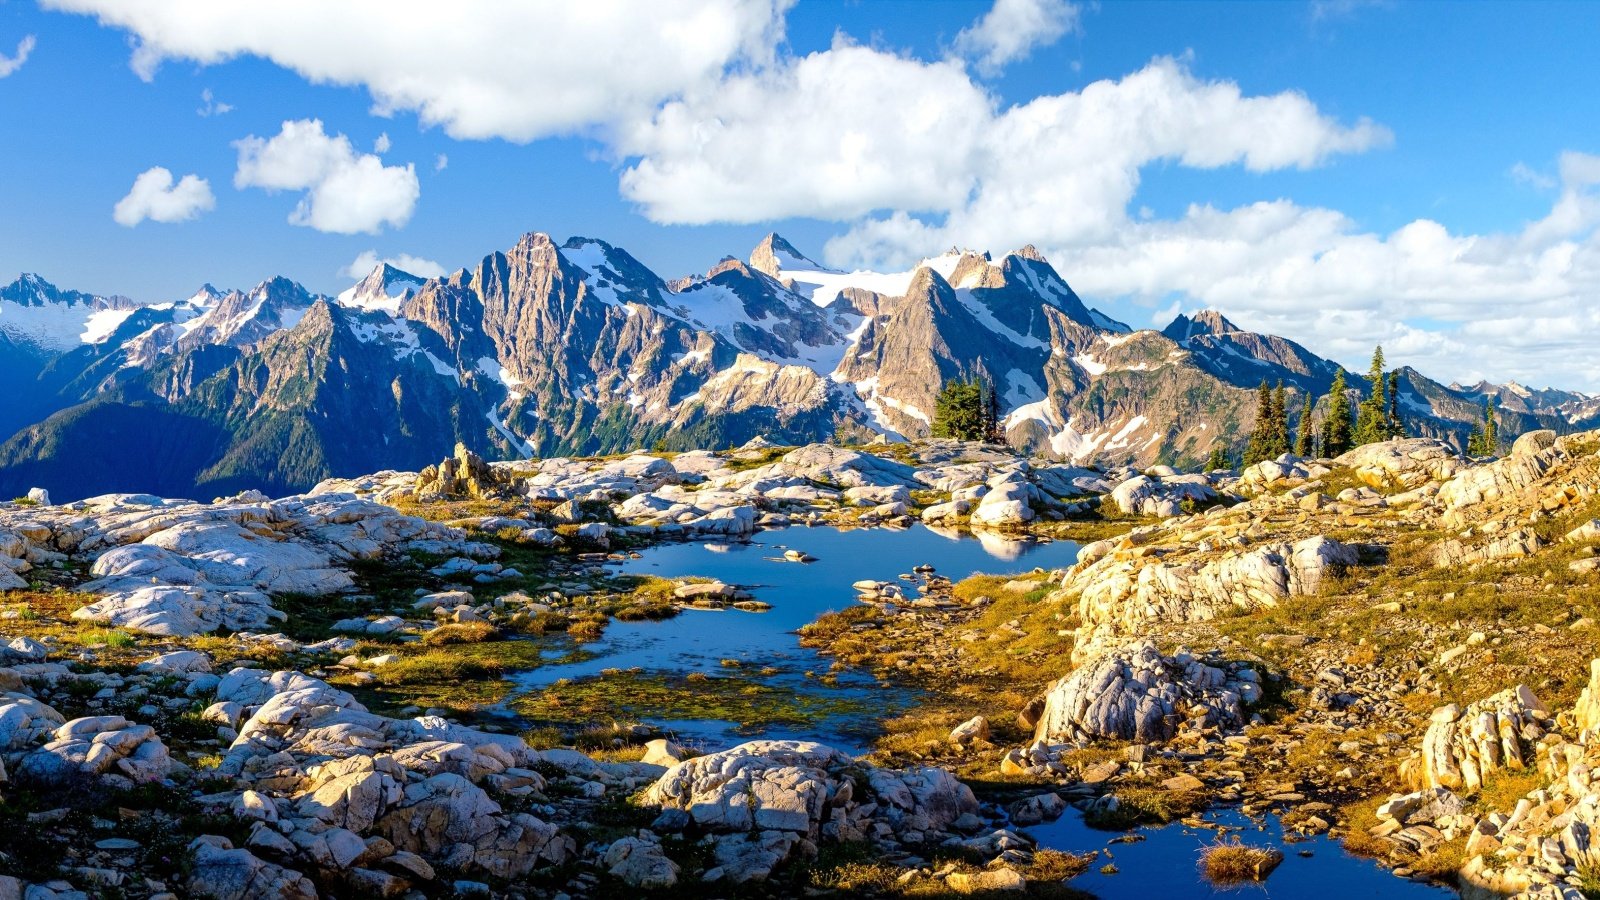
[1467,398,1499,456]
[981,376,1004,443]
[1322,370,1354,456]
[932,377,989,442]
[1385,371,1406,438]
[1353,346,1391,446]
[1294,399,1317,457]
[1266,381,1291,458]
[1243,380,1275,467]
[1205,445,1231,472]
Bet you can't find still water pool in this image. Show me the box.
[507,524,1454,897]
[1029,809,1453,899]
[509,523,1081,749]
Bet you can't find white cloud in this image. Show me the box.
[619,39,995,224]
[36,0,1600,389]
[234,119,419,234]
[341,250,446,279]
[622,54,1386,233]
[954,0,1079,76]
[197,87,232,116]
[112,166,216,226]
[0,34,35,78]
[434,154,448,172]
[42,0,791,142]
[373,132,390,154]
[1032,153,1600,388]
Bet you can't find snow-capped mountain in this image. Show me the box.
[0,232,1586,501]
[0,273,140,356]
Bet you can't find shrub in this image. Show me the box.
[422,622,501,645]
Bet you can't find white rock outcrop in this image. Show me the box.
[1030,641,1260,744]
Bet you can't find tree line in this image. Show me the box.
[1232,346,1413,468]
[930,347,1506,462]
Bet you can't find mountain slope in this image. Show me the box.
[0,232,1586,498]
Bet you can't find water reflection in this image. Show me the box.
[508,524,1082,747]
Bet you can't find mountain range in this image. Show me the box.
[0,231,1592,502]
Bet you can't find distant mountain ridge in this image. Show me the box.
[0,234,1590,500]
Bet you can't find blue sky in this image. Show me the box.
[2,0,1599,388]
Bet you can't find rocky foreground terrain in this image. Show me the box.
[0,432,1597,898]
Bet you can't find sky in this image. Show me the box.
[1,0,1599,390]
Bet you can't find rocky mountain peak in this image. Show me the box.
[509,232,562,271]
[706,257,758,281]
[749,233,826,278]
[338,263,425,315]
[1163,309,1241,343]
[188,284,226,306]
[948,252,1004,290]
[904,264,956,302]
[1,273,128,310]
[1011,244,1049,263]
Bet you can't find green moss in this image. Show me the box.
[512,669,867,734]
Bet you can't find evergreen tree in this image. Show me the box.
[1322,369,1354,456]
[932,377,988,441]
[1467,398,1499,456]
[1295,398,1317,457]
[1205,445,1231,472]
[1385,371,1406,438]
[1270,381,1291,457]
[1243,380,1275,467]
[1354,345,1391,446]
[981,376,1004,443]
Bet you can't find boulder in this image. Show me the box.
[1031,641,1258,744]
[187,838,317,900]
[18,715,171,785]
[603,836,679,888]
[1399,685,1548,794]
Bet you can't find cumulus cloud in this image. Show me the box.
[38,0,1600,388]
[622,54,1387,233]
[954,0,1079,76]
[340,249,446,279]
[434,154,448,172]
[1037,153,1600,388]
[234,119,419,234]
[0,34,35,78]
[112,166,216,226]
[619,39,994,224]
[373,132,390,153]
[41,0,791,142]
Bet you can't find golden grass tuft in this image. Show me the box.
[1200,841,1284,883]
[421,621,501,645]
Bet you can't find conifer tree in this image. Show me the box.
[1354,345,1390,446]
[1295,398,1317,457]
[1268,381,1291,459]
[1386,371,1406,438]
[1205,445,1231,471]
[932,377,987,441]
[1243,380,1274,466]
[1467,398,1499,456]
[1322,370,1354,456]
